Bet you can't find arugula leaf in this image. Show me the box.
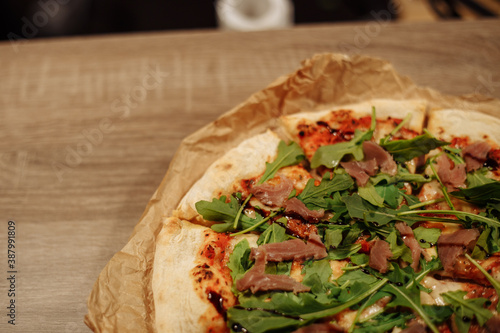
[372,173,431,185]
[343,194,415,226]
[227,239,253,293]
[265,261,292,276]
[342,223,363,245]
[386,230,412,263]
[442,290,493,333]
[380,132,449,163]
[413,227,441,249]
[324,228,344,249]
[422,305,453,324]
[467,168,495,188]
[488,200,500,219]
[257,223,288,245]
[310,109,376,169]
[196,195,272,233]
[328,243,362,260]
[195,195,241,224]
[450,181,500,206]
[396,208,500,228]
[302,259,334,296]
[382,283,439,333]
[371,165,431,186]
[350,253,369,266]
[353,312,414,333]
[326,192,349,221]
[358,183,385,207]
[379,113,412,146]
[298,173,354,209]
[300,278,388,320]
[444,146,465,166]
[310,130,368,168]
[401,192,422,207]
[337,269,379,286]
[471,228,492,260]
[228,308,303,333]
[260,140,305,184]
[375,183,402,209]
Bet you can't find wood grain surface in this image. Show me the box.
[0,18,499,332]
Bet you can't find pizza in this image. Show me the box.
[152,99,500,333]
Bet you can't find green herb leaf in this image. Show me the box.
[227,308,302,333]
[257,223,288,245]
[227,239,253,293]
[358,183,385,207]
[300,278,388,320]
[298,173,354,209]
[337,269,379,286]
[382,283,439,333]
[328,243,362,260]
[444,146,465,166]
[386,230,412,263]
[324,228,344,249]
[195,195,267,233]
[422,305,453,324]
[380,132,449,163]
[413,227,441,249]
[195,195,240,224]
[265,261,292,276]
[371,165,432,186]
[375,183,402,209]
[343,194,416,226]
[401,192,422,207]
[450,181,500,206]
[467,168,496,188]
[379,113,412,146]
[471,228,492,260]
[442,290,493,332]
[350,253,369,266]
[353,312,414,333]
[260,140,305,184]
[302,259,333,296]
[326,192,349,221]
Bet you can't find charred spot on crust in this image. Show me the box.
[241,178,256,192]
[192,264,215,282]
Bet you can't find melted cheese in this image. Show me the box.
[420,276,466,306]
[329,260,349,280]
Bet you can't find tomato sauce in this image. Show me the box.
[295,110,413,159]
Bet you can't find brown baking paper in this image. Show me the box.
[84,53,500,332]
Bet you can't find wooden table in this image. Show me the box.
[0,18,499,332]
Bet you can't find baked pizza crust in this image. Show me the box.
[153,217,258,333]
[279,99,427,142]
[428,109,500,145]
[174,130,281,224]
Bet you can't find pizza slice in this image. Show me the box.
[153,217,258,333]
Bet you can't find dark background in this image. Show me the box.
[1,0,497,41]
[0,0,397,40]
